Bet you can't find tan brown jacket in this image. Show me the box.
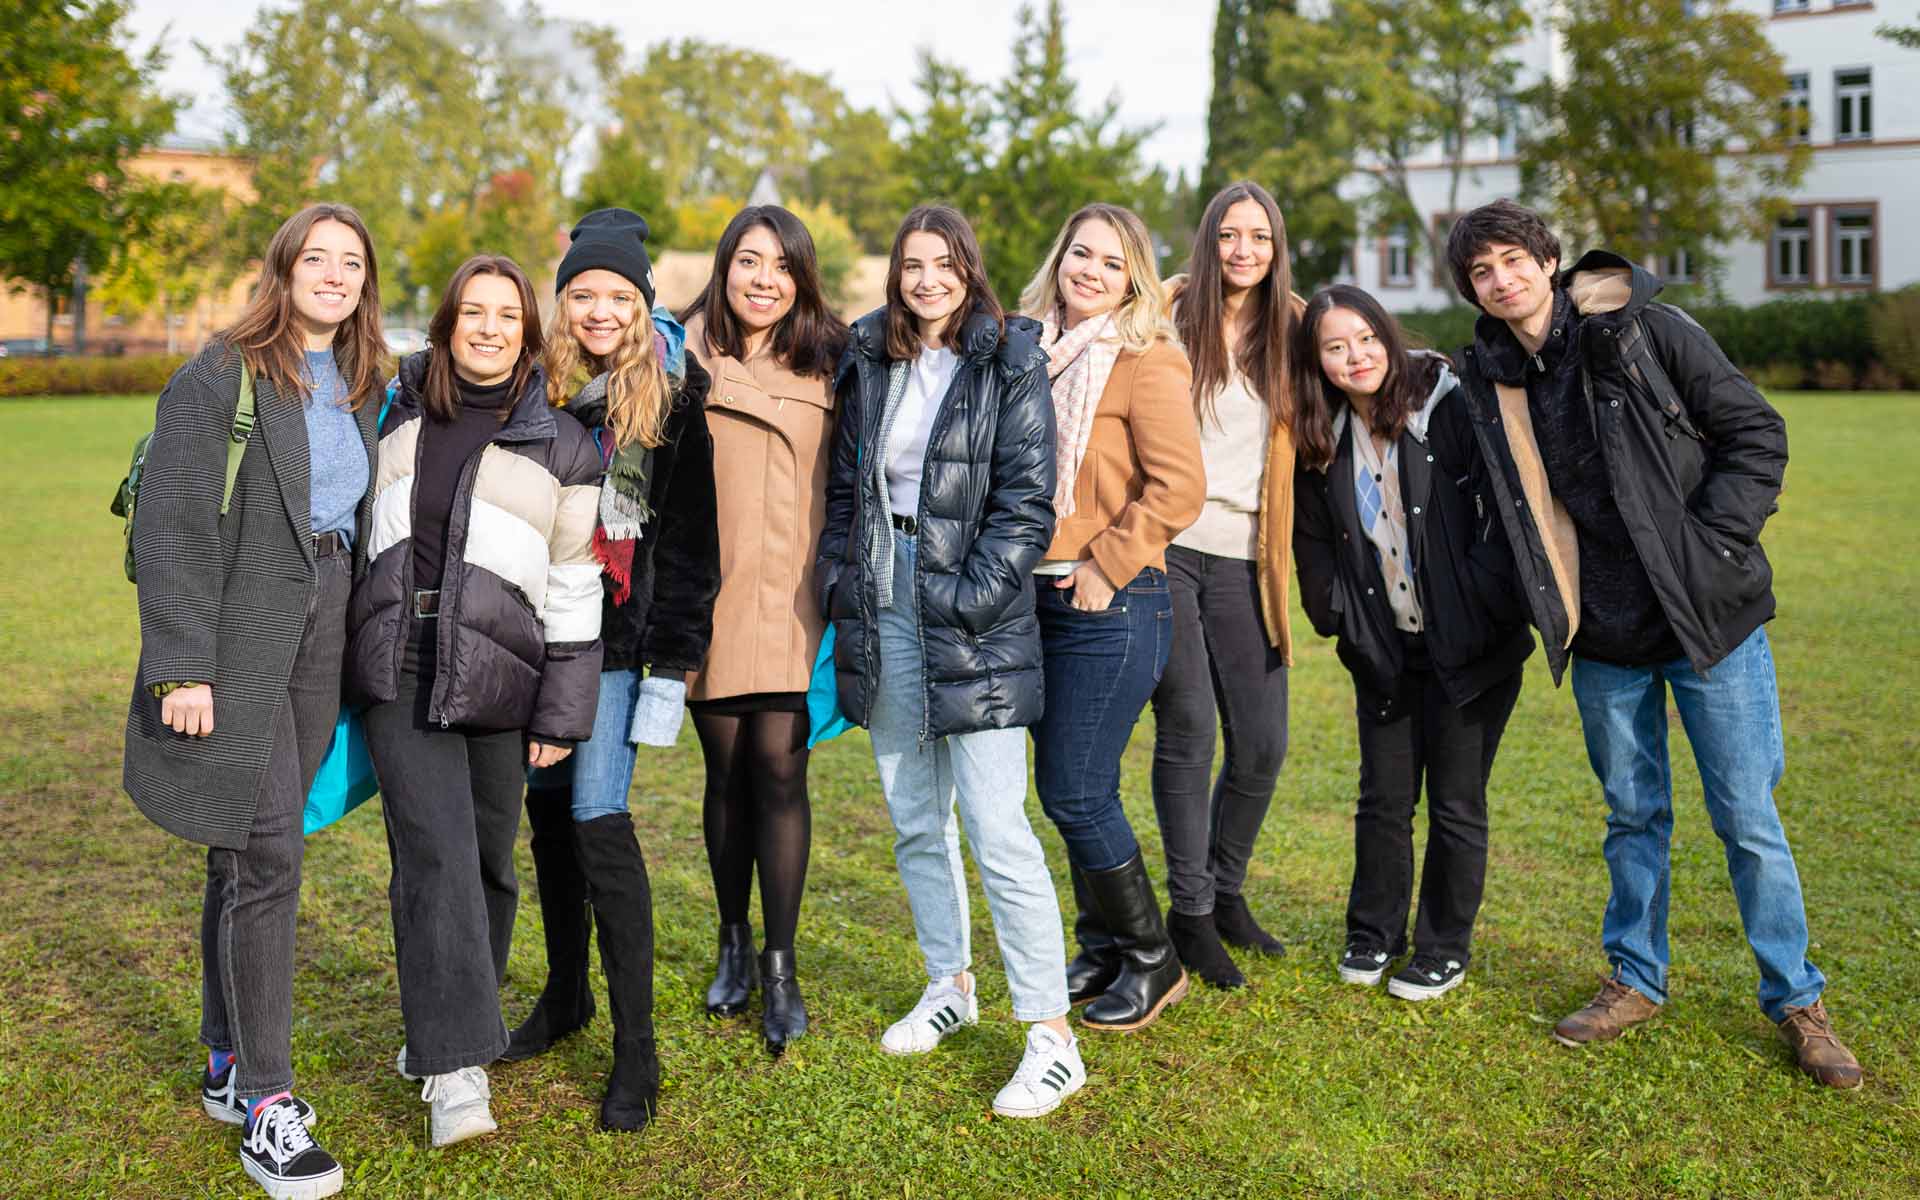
[1044,339,1206,588]
[684,314,836,701]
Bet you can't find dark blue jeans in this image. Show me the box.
[1031,566,1172,871]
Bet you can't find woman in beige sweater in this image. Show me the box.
[678,206,847,1051]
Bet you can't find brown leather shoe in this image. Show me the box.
[1552,976,1661,1046]
[1777,1000,1863,1090]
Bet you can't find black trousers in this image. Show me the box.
[364,623,526,1075]
[1347,662,1522,964]
[1149,546,1290,915]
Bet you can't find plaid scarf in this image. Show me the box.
[1040,311,1121,518]
[866,361,912,608]
[579,370,656,606]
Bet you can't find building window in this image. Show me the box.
[1383,228,1413,288]
[1770,212,1812,287]
[1773,0,1808,12]
[1663,249,1697,285]
[1332,245,1357,284]
[1496,96,1520,158]
[1783,73,1811,143]
[1835,68,1872,142]
[1831,206,1876,286]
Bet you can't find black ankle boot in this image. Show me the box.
[706,923,758,1017]
[502,786,594,1062]
[599,1036,659,1133]
[572,813,660,1131]
[1080,853,1189,1032]
[1214,891,1286,956]
[759,948,808,1053]
[1168,909,1246,990]
[1065,863,1120,1004]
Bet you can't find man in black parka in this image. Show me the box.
[1444,200,1860,1089]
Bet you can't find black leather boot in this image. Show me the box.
[501,786,594,1062]
[573,813,659,1132]
[1168,908,1246,990]
[759,948,808,1054]
[1065,863,1120,1004]
[1080,853,1189,1032]
[1214,891,1286,956]
[706,923,758,1017]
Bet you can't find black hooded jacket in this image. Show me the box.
[815,307,1057,740]
[1454,250,1789,680]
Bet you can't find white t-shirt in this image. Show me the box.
[887,346,959,517]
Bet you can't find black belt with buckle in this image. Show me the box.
[313,530,346,558]
[891,512,918,535]
[413,589,441,618]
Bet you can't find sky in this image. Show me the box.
[123,0,1217,179]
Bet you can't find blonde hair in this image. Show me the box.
[1018,203,1177,353]
[543,304,671,450]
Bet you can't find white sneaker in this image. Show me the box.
[420,1066,496,1147]
[880,975,979,1055]
[395,1045,419,1082]
[240,1097,343,1199]
[991,1023,1085,1119]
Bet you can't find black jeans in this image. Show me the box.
[364,623,526,1075]
[1347,660,1522,964]
[1149,546,1290,916]
[199,551,351,1096]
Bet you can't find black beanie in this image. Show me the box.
[555,208,656,308]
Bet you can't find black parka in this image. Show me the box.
[1294,357,1533,719]
[815,307,1058,740]
[1454,251,1788,681]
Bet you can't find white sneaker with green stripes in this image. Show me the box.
[880,974,979,1055]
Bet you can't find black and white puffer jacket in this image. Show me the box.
[346,351,605,741]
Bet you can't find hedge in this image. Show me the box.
[1392,292,1917,391]
[0,354,186,398]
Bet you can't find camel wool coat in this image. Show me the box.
[684,314,836,702]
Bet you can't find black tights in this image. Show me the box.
[693,709,812,953]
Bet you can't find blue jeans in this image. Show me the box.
[869,531,1069,1021]
[529,668,639,822]
[1032,566,1172,871]
[1570,626,1824,1021]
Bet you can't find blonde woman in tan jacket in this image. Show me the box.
[677,206,848,1052]
[1019,202,1205,1033]
[1149,181,1303,992]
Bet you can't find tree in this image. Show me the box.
[408,169,564,293]
[0,0,179,350]
[784,200,859,306]
[574,128,677,248]
[214,0,585,294]
[1519,0,1810,270]
[807,106,908,253]
[94,183,237,353]
[1201,0,1291,201]
[1877,20,1920,49]
[895,1,1154,304]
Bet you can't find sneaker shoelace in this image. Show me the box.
[253,1101,318,1160]
[421,1067,490,1105]
[1008,1031,1073,1093]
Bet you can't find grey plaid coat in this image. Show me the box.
[122,340,377,849]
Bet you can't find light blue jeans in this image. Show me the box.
[529,668,641,822]
[1570,626,1825,1021]
[869,531,1069,1022]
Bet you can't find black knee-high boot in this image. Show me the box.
[1080,853,1189,1032]
[502,786,594,1061]
[574,812,660,1133]
[1066,863,1121,1004]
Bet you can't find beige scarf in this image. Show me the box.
[1042,310,1122,518]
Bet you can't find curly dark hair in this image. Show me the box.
[1444,199,1562,308]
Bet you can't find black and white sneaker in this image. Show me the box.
[1387,956,1466,1001]
[992,1023,1085,1119]
[241,1096,343,1200]
[880,975,979,1055]
[1338,944,1392,986]
[201,1064,315,1129]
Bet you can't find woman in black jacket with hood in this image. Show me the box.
[496,208,720,1133]
[816,205,1084,1120]
[1291,285,1532,1003]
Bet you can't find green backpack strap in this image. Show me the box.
[221,362,256,516]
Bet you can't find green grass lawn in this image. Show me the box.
[2,393,1916,1199]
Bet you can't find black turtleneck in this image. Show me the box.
[412,374,516,593]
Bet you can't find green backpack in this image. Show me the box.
[111,363,255,584]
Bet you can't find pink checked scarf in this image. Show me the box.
[1042,310,1121,518]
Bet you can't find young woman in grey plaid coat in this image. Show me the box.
[124,203,387,1200]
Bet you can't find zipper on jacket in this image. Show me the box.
[427,440,494,729]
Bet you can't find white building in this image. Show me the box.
[1340,0,1918,309]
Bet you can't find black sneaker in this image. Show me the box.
[241,1096,343,1199]
[1337,943,1392,986]
[1387,955,1466,1001]
[201,1064,315,1129]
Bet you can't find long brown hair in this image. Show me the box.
[1293,285,1438,471]
[222,203,387,409]
[1173,181,1293,427]
[679,205,849,379]
[884,205,1003,362]
[423,255,543,423]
